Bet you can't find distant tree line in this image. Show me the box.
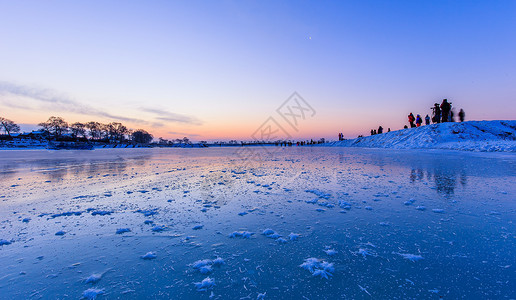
[0,116,154,144]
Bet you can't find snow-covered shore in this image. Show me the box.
[330,120,516,152]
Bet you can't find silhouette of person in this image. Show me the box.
[425,114,430,125]
[371,129,374,136]
[458,109,465,122]
[373,129,377,135]
[432,103,441,123]
[378,126,383,134]
[388,128,391,132]
[440,99,451,122]
[408,113,416,128]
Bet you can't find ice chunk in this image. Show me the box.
[0,239,12,246]
[312,269,332,279]
[116,228,131,234]
[81,288,104,299]
[211,257,225,266]
[404,199,415,205]
[91,210,113,216]
[394,252,424,262]
[276,237,287,244]
[432,209,445,213]
[416,206,426,211]
[55,230,66,236]
[262,229,275,236]
[288,233,300,241]
[194,277,215,291]
[85,273,102,284]
[324,249,338,256]
[140,252,157,260]
[192,225,204,230]
[229,231,254,239]
[257,292,266,299]
[151,225,166,232]
[299,258,334,279]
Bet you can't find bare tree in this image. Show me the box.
[85,121,102,140]
[131,129,153,144]
[70,122,86,139]
[0,117,21,136]
[107,122,128,142]
[38,116,68,139]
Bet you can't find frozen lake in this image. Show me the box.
[1,147,515,299]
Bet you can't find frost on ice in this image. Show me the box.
[140,252,157,260]
[393,252,424,262]
[300,257,334,279]
[81,288,104,300]
[194,277,215,291]
[229,231,254,239]
[191,258,225,274]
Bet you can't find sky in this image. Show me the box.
[0,0,515,141]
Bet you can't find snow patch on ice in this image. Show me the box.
[194,277,215,291]
[81,288,104,299]
[299,257,334,279]
[140,252,157,260]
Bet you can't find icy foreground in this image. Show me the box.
[330,120,516,152]
[0,148,515,299]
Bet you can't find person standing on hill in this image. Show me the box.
[440,99,451,122]
[459,109,465,122]
[432,103,441,123]
[425,114,431,125]
[416,114,422,127]
[378,126,383,134]
[408,113,416,128]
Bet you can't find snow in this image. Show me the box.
[394,252,424,262]
[85,274,103,284]
[194,277,215,291]
[81,288,104,299]
[330,120,516,152]
[115,228,131,234]
[140,252,157,260]
[229,231,254,239]
[299,258,335,279]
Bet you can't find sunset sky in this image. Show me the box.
[1,1,515,141]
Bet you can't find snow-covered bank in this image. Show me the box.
[330,120,516,152]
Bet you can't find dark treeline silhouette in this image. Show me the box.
[0,116,155,145]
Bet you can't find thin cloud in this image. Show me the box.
[168,131,201,137]
[0,81,162,127]
[140,107,203,125]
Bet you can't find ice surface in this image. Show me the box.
[1,147,514,299]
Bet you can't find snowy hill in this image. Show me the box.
[330,120,516,152]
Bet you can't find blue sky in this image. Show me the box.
[1,0,515,140]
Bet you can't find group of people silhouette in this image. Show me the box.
[366,99,465,137]
[407,99,465,129]
[338,99,467,140]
